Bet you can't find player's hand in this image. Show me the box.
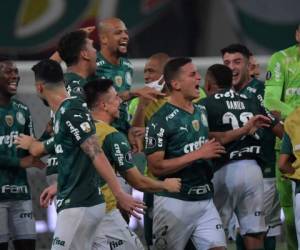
[196,139,226,159]
[40,183,57,208]
[244,115,271,135]
[20,155,46,169]
[115,191,146,220]
[14,134,35,150]
[80,26,95,35]
[163,178,181,192]
[270,110,281,120]
[133,86,165,101]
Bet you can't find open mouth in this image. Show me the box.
[119,41,128,50]
[195,84,200,90]
[8,82,17,91]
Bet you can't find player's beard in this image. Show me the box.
[117,50,127,58]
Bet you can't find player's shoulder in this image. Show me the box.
[150,102,179,123]
[95,121,117,137]
[271,45,298,61]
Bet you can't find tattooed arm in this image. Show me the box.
[81,135,145,218]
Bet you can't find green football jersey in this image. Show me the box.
[64,72,87,99]
[264,45,300,118]
[199,89,277,170]
[144,102,213,201]
[96,51,133,133]
[239,78,276,178]
[0,99,34,201]
[52,96,104,212]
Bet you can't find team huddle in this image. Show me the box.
[1,17,300,250]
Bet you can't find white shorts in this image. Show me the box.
[0,200,36,243]
[51,203,105,250]
[152,196,226,250]
[117,174,132,195]
[92,209,144,250]
[213,160,267,235]
[263,178,281,236]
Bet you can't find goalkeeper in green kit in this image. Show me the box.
[264,24,300,249]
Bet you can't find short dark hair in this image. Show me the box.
[206,64,232,89]
[84,79,114,110]
[220,44,252,59]
[31,59,64,83]
[58,30,88,67]
[164,57,192,90]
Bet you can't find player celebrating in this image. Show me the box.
[145,57,226,250]
[200,64,283,250]
[30,59,144,250]
[0,58,45,250]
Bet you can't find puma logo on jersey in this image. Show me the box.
[179,126,188,132]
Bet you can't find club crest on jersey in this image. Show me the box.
[115,76,123,87]
[5,115,14,127]
[16,112,25,125]
[192,120,200,131]
[80,122,91,133]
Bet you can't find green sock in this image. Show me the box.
[236,233,245,250]
[264,236,276,250]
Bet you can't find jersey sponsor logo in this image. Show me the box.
[66,120,81,141]
[192,120,200,131]
[286,87,300,96]
[266,71,272,80]
[55,144,63,154]
[229,145,261,159]
[109,239,124,249]
[52,237,65,247]
[165,109,179,121]
[187,184,211,195]
[156,128,165,147]
[1,185,28,194]
[114,75,123,87]
[5,115,14,127]
[16,111,25,125]
[80,122,91,133]
[225,100,246,110]
[216,224,223,230]
[114,143,125,166]
[183,136,207,153]
[125,72,132,85]
[214,90,236,100]
[0,131,19,147]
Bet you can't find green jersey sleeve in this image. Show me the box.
[62,108,95,145]
[264,51,294,118]
[103,131,134,173]
[144,116,167,155]
[281,132,293,155]
[43,137,55,154]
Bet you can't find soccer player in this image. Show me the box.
[0,58,45,250]
[264,24,300,250]
[221,44,282,250]
[96,17,164,134]
[145,57,227,250]
[30,59,144,250]
[82,79,181,250]
[201,63,283,250]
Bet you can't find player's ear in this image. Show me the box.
[171,79,180,91]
